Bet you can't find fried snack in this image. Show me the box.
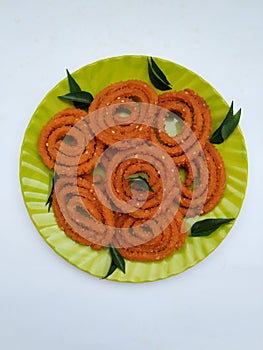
[89,80,158,111]
[150,89,212,165]
[55,128,105,176]
[112,209,187,261]
[176,152,209,217]
[95,142,181,221]
[201,142,226,214]
[38,108,86,168]
[38,108,105,176]
[52,195,102,250]
[52,174,115,248]
[88,80,158,146]
[177,142,225,217]
[37,79,227,264]
[177,157,195,187]
[109,158,163,219]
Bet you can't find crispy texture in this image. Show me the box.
[89,80,158,111]
[38,108,105,176]
[88,80,158,146]
[150,89,212,164]
[177,142,226,217]
[113,210,187,261]
[38,108,87,168]
[201,142,226,214]
[97,141,181,223]
[52,175,115,248]
[38,80,226,262]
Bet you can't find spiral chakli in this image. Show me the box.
[201,142,226,214]
[108,158,163,219]
[112,208,187,261]
[176,141,226,217]
[94,140,181,224]
[38,108,86,168]
[52,174,115,248]
[150,89,212,165]
[37,79,227,261]
[88,80,158,146]
[38,108,105,176]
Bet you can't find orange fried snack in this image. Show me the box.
[176,142,225,217]
[37,80,227,263]
[88,80,158,146]
[201,142,226,214]
[96,141,181,222]
[150,89,212,165]
[52,174,115,249]
[89,80,158,111]
[38,108,86,168]
[113,209,187,262]
[109,158,163,219]
[38,108,105,176]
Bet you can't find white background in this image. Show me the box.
[1,0,262,349]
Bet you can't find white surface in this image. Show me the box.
[1,0,262,349]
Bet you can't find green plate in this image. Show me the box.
[19,55,248,282]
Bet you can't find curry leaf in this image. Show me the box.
[45,172,59,212]
[149,57,171,86]
[58,91,93,105]
[62,69,93,111]
[103,244,126,279]
[190,218,234,237]
[126,172,154,192]
[66,69,82,93]
[210,102,241,144]
[109,244,126,273]
[147,57,172,91]
[103,259,118,279]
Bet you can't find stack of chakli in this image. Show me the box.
[38,80,226,261]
